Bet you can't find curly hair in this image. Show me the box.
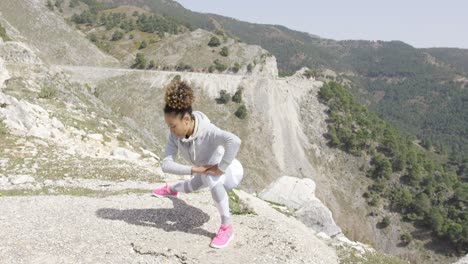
[163,79,195,119]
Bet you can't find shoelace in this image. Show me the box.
[165,183,173,194]
[215,226,228,238]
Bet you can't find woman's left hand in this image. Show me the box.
[204,165,224,176]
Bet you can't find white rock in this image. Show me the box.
[0,177,10,187]
[87,133,103,141]
[139,147,160,160]
[10,175,35,185]
[0,57,10,89]
[110,147,141,161]
[454,254,468,264]
[43,180,54,186]
[260,176,342,236]
[316,232,331,240]
[51,117,64,130]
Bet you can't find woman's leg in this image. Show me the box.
[205,159,244,225]
[223,159,244,191]
[170,174,207,193]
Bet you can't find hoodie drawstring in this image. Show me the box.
[193,137,196,161]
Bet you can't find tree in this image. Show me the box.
[208,36,221,47]
[445,221,463,241]
[430,207,445,235]
[327,126,340,146]
[111,30,124,41]
[370,154,392,180]
[414,192,431,216]
[391,186,413,210]
[304,69,317,79]
[133,53,147,69]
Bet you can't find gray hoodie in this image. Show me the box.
[161,111,242,175]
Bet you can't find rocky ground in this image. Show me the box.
[0,187,338,264]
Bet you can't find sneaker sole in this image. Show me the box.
[151,192,179,198]
[209,234,234,249]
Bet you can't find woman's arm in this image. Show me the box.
[161,133,192,175]
[212,125,242,173]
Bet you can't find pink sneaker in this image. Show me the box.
[210,224,234,249]
[151,183,179,198]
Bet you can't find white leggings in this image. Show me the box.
[170,159,244,225]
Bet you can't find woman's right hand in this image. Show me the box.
[191,164,217,174]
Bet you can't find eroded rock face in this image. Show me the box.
[0,41,43,65]
[260,175,342,237]
[0,57,10,88]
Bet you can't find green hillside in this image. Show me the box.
[56,0,467,178]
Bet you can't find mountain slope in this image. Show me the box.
[79,0,468,165]
[0,0,118,66]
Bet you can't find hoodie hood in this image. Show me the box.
[178,111,212,162]
[180,111,211,143]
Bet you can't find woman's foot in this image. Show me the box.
[210,224,234,249]
[151,183,179,198]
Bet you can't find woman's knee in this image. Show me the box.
[224,160,244,190]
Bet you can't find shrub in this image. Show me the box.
[69,0,79,8]
[232,86,243,103]
[220,46,229,57]
[216,90,230,104]
[228,189,256,215]
[139,40,147,49]
[46,0,54,11]
[38,85,57,99]
[380,216,391,228]
[235,104,248,119]
[208,36,221,47]
[88,33,98,43]
[148,60,155,69]
[214,59,227,72]
[400,232,413,245]
[133,53,147,69]
[247,63,253,73]
[0,23,10,41]
[231,62,240,73]
[111,30,124,41]
[304,69,317,79]
[0,120,8,135]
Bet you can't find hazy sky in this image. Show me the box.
[175,0,467,49]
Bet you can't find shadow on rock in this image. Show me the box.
[96,197,215,238]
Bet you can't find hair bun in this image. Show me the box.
[164,79,195,109]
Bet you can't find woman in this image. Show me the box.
[152,79,244,249]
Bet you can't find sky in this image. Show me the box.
[175,0,468,49]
